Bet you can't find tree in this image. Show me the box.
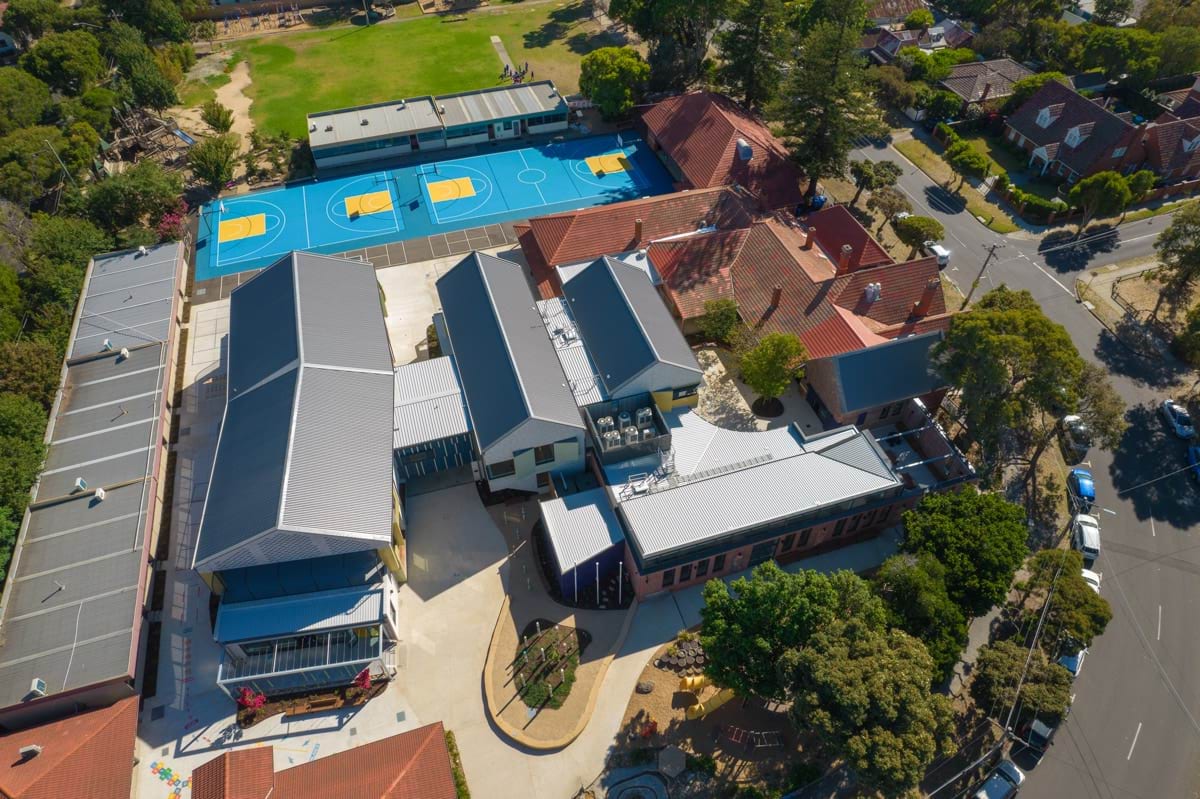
[85,160,183,232]
[189,134,240,193]
[0,339,61,409]
[1024,361,1124,476]
[26,214,112,271]
[1138,0,1200,32]
[0,506,18,586]
[848,159,901,206]
[1022,549,1112,651]
[873,64,918,110]
[904,7,934,28]
[700,562,843,699]
[0,68,51,136]
[716,0,793,109]
[1152,202,1200,319]
[0,266,22,342]
[697,298,741,343]
[0,392,48,444]
[192,19,218,47]
[946,141,991,186]
[578,47,650,120]
[867,186,911,232]
[772,0,885,199]
[902,488,1029,616]
[0,432,45,516]
[1005,72,1069,112]
[0,125,91,206]
[1081,26,1161,85]
[608,0,729,92]
[923,89,962,122]
[739,332,806,404]
[0,0,73,47]
[58,87,120,137]
[1122,169,1155,219]
[874,553,968,681]
[781,616,956,795]
[1069,170,1131,233]
[1156,26,1200,79]
[894,215,944,258]
[934,286,1087,471]
[126,56,178,110]
[201,99,235,133]
[971,639,1073,723]
[1093,0,1133,25]
[20,30,105,95]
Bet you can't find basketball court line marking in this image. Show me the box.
[425,163,494,225]
[300,185,312,248]
[345,189,394,216]
[218,213,266,243]
[519,151,547,206]
[428,177,477,203]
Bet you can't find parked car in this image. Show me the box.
[1060,415,1092,456]
[1019,716,1061,762]
[1081,568,1102,594]
[1067,468,1095,512]
[1161,399,1195,439]
[972,759,1026,799]
[923,240,952,267]
[894,211,912,222]
[1058,644,1087,678]
[1188,446,1200,484]
[1072,513,1101,564]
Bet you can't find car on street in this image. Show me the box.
[1187,446,1200,484]
[1161,399,1195,439]
[972,759,1025,799]
[1058,644,1087,678]
[922,240,952,267]
[1072,513,1102,564]
[1060,415,1092,457]
[1018,716,1061,763]
[1081,568,1102,593]
[1067,468,1095,512]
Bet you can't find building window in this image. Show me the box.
[862,508,877,527]
[780,533,796,552]
[1112,146,1127,158]
[713,553,726,573]
[486,459,515,479]
[536,471,551,489]
[696,559,709,577]
[798,528,812,547]
[402,450,428,464]
[534,444,555,465]
[848,514,862,533]
[662,568,676,587]
[680,563,693,582]
[833,518,847,538]
[673,384,699,400]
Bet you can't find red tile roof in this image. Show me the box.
[803,205,894,270]
[638,92,805,210]
[0,696,138,799]
[191,747,275,799]
[1143,117,1200,178]
[650,228,748,318]
[191,722,458,799]
[516,186,756,299]
[866,0,926,21]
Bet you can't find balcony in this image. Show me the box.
[217,626,386,697]
[872,398,975,493]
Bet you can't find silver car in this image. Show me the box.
[973,759,1025,799]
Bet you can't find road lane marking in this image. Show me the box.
[1158,605,1162,641]
[1151,518,1156,537]
[1127,722,1142,760]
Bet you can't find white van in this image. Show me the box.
[923,240,951,267]
[1072,514,1101,563]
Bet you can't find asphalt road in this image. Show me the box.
[849,135,1200,799]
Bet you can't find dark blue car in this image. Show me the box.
[1068,468,1095,511]
[1188,446,1200,484]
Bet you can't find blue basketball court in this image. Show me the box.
[194,133,675,280]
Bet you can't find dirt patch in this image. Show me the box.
[1113,262,1197,334]
[174,58,255,153]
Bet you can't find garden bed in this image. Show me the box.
[513,619,592,710]
[235,678,388,728]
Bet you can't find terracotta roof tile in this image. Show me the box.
[832,256,946,326]
[803,205,894,270]
[1143,118,1200,177]
[0,696,139,799]
[190,748,275,799]
[651,228,748,318]
[866,0,926,21]
[638,92,805,209]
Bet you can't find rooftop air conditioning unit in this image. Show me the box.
[18,745,42,760]
[73,477,88,493]
[617,410,632,428]
[636,407,653,425]
[642,428,655,441]
[597,416,614,433]
[736,138,753,162]
[360,118,369,126]
[118,347,130,360]
[101,339,113,352]
[29,678,46,698]
[624,426,639,445]
[325,125,334,132]
[94,488,106,502]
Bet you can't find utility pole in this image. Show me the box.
[961,242,1005,310]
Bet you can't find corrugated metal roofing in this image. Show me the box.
[69,242,183,358]
[663,410,802,476]
[540,488,626,573]
[536,297,607,406]
[437,81,566,128]
[392,357,471,449]
[436,252,581,453]
[827,331,946,415]
[228,256,299,398]
[214,584,385,643]
[296,253,394,372]
[308,96,441,149]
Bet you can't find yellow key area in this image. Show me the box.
[427,177,476,203]
[344,190,394,217]
[585,153,630,175]
[218,214,267,243]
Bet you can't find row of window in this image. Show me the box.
[315,135,413,158]
[446,124,491,140]
[662,553,726,587]
[485,442,566,480]
[525,112,568,127]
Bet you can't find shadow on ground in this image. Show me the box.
[924,184,967,215]
[1038,225,1118,273]
[1093,325,1188,390]
[1108,403,1200,527]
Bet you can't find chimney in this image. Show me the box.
[770,285,783,308]
[979,82,992,103]
[837,244,854,273]
[912,277,941,317]
[634,218,644,243]
[804,227,817,249]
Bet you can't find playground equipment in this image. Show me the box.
[685,687,735,720]
[678,674,708,693]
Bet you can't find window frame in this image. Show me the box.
[533,443,555,465]
[486,458,516,479]
[662,568,676,587]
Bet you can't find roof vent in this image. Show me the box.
[28,678,46,698]
[18,745,42,760]
[439,105,446,114]
[94,487,106,502]
[325,124,334,132]
[72,477,88,493]
[101,338,113,352]
[118,347,130,360]
[360,118,369,126]
[736,138,753,162]
[864,282,882,302]
[137,245,148,256]
[309,123,317,132]
[397,99,406,108]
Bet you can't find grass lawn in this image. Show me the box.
[959,133,1061,201]
[894,138,1019,234]
[179,72,232,107]
[234,1,623,137]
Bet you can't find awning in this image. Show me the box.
[540,488,626,574]
[215,584,385,643]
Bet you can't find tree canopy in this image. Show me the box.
[1152,202,1200,319]
[1069,170,1132,232]
[1023,549,1112,652]
[84,160,183,233]
[971,639,1073,723]
[867,186,912,232]
[740,332,807,401]
[608,0,728,92]
[579,47,650,120]
[189,134,240,193]
[1005,72,1069,112]
[902,488,1029,616]
[0,69,52,137]
[874,553,968,681]
[716,0,794,110]
[698,298,741,344]
[20,30,106,95]
[848,159,902,206]
[894,215,944,257]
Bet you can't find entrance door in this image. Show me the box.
[409,134,419,151]
[488,124,496,140]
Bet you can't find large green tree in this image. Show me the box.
[0,392,49,444]
[1081,26,1161,85]
[0,124,98,206]
[1152,201,1200,319]
[0,339,61,409]
[1005,72,1069,112]
[26,214,112,272]
[579,47,649,120]
[0,68,52,136]
[874,553,968,681]
[58,87,121,137]
[1022,549,1112,651]
[85,160,183,232]
[0,506,19,586]
[971,639,1073,723]
[189,134,240,193]
[894,215,944,258]
[867,186,911,233]
[1025,360,1126,478]
[608,0,729,92]
[0,0,74,47]
[772,0,884,199]
[20,30,105,95]
[902,488,1029,616]
[1093,0,1133,25]
[848,159,902,206]
[0,267,22,342]
[1069,170,1131,233]
[716,0,793,110]
[739,331,806,403]
[1138,0,1200,31]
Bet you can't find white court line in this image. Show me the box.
[1157,605,1162,641]
[387,172,402,233]
[301,185,312,248]
[519,150,547,206]
[1151,518,1156,537]
[1127,722,1142,760]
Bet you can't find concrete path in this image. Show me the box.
[490,35,514,71]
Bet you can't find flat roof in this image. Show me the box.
[540,488,625,574]
[438,81,566,129]
[393,356,471,449]
[307,97,441,149]
[0,243,184,711]
[536,297,607,407]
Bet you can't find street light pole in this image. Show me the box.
[961,242,1005,310]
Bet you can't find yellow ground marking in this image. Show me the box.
[344,190,394,217]
[427,177,476,203]
[585,153,630,175]
[218,213,267,243]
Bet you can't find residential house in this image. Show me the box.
[636,92,806,210]
[940,59,1033,109]
[864,19,973,65]
[191,721,458,799]
[866,0,928,26]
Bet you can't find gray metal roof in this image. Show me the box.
[562,257,701,396]
[215,584,385,643]
[436,252,581,453]
[540,488,626,573]
[536,298,607,406]
[307,97,441,150]
[437,81,566,129]
[392,357,471,449]
[0,245,183,711]
[70,242,184,358]
[194,252,395,573]
[827,331,945,415]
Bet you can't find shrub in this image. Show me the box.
[445,730,470,799]
[935,121,957,142]
[993,172,1010,194]
[687,753,718,775]
[698,298,741,344]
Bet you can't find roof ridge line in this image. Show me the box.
[474,254,535,422]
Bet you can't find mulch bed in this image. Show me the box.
[512,619,591,710]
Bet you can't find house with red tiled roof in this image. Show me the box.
[0,696,138,799]
[636,92,805,210]
[191,721,459,799]
[866,0,928,25]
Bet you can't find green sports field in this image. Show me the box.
[236,1,623,137]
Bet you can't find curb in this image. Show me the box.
[482,595,641,751]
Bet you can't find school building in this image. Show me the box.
[307,81,570,169]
